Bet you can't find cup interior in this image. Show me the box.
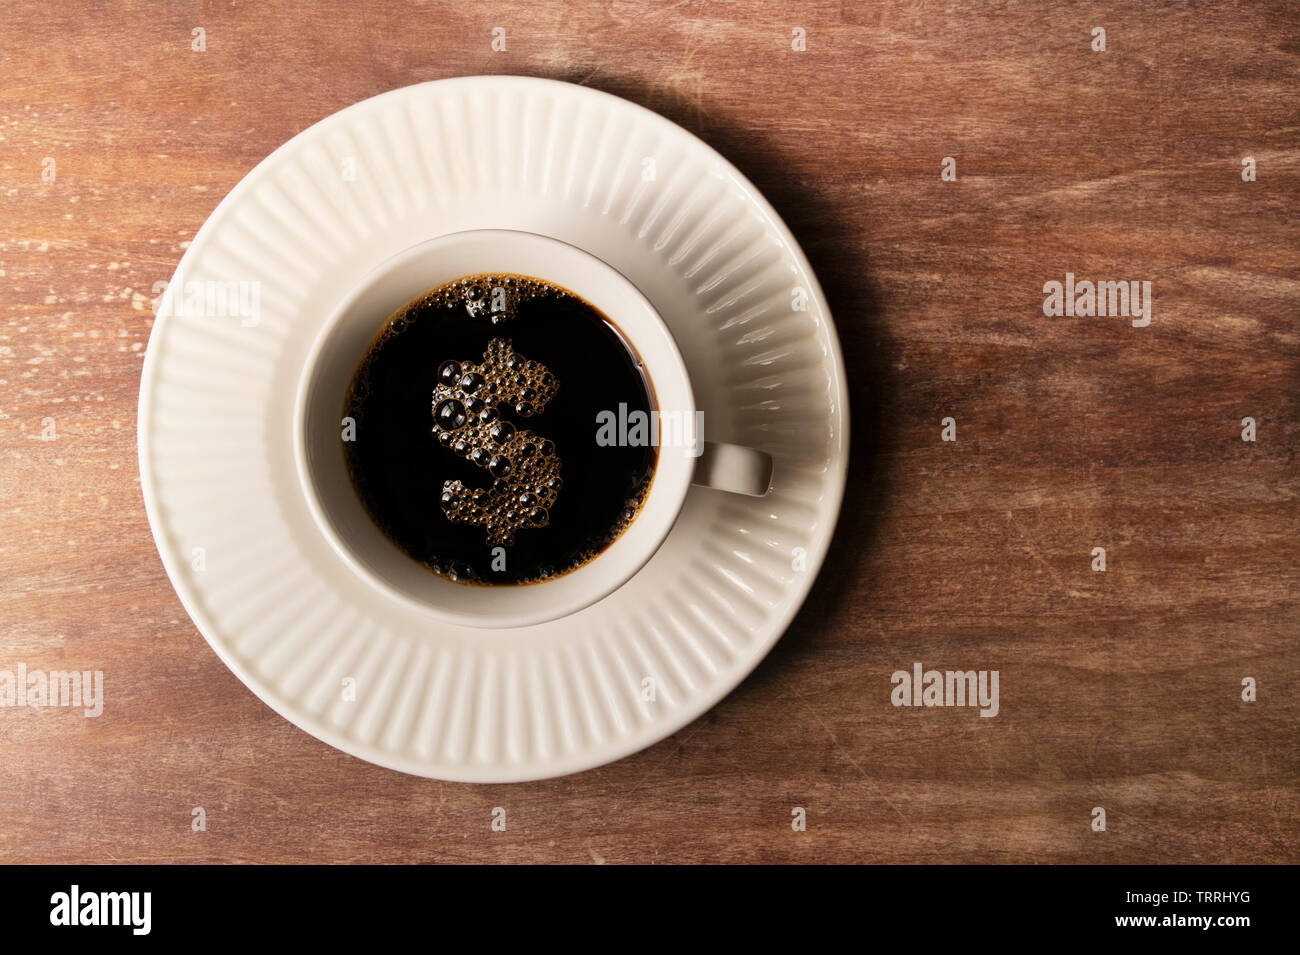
[295,230,696,629]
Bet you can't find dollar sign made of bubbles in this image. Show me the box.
[431,338,562,546]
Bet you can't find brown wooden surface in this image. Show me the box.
[1,1,1296,864]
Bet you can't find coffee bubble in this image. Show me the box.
[435,398,467,430]
[437,360,462,385]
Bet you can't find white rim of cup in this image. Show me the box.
[293,229,697,629]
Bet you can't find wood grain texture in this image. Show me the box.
[1,0,1296,864]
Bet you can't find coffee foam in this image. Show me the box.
[413,274,567,326]
[432,337,563,546]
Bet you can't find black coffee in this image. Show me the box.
[343,274,657,585]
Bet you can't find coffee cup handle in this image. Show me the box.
[692,441,773,497]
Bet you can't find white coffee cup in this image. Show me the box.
[295,229,772,628]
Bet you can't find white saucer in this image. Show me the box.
[138,76,849,782]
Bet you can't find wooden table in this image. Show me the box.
[1,1,1295,864]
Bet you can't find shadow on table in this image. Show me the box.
[562,72,897,693]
